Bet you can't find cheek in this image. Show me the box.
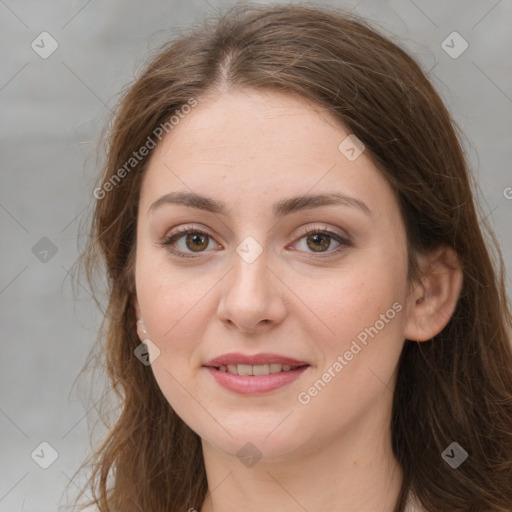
[295,248,408,368]
[135,250,212,340]
[134,254,210,413]
[291,266,407,424]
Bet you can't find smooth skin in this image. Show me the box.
[133,89,462,512]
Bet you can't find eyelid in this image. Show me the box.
[291,224,351,244]
[160,223,352,258]
[158,224,221,258]
[164,223,216,239]
[286,224,352,258]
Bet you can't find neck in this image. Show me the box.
[199,414,403,512]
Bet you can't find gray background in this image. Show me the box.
[1,0,511,510]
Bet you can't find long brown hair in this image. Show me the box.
[71,3,512,511]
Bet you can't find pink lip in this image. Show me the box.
[203,353,310,395]
[204,352,309,367]
[205,365,309,394]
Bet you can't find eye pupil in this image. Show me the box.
[186,233,208,251]
[307,233,330,252]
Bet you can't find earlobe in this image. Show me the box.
[404,246,463,342]
[132,295,147,340]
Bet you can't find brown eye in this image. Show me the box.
[185,233,209,252]
[306,233,332,252]
[291,227,352,256]
[160,228,220,258]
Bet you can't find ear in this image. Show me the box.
[133,293,142,319]
[132,294,147,341]
[404,245,463,342]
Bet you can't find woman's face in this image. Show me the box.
[133,89,413,460]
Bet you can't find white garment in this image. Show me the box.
[79,492,427,511]
[404,492,427,512]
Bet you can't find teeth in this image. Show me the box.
[238,364,253,376]
[253,364,269,376]
[270,363,282,373]
[218,363,299,375]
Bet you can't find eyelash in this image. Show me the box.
[159,225,352,259]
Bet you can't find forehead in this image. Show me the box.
[140,89,396,219]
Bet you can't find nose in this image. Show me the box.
[216,247,288,333]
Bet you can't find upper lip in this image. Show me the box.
[204,353,310,367]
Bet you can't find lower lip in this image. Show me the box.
[205,366,309,394]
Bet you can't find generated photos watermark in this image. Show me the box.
[93,97,198,200]
[297,301,403,405]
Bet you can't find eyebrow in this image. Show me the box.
[148,191,371,218]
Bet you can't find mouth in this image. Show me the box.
[203,353,311,394]
[203,352,310,373]
[211,363,308,375]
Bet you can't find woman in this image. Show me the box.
[74,3,512,511]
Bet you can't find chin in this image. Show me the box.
[199,420,309,462]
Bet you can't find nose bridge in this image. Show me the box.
[217,235,287,329]
[235,243,268,293]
